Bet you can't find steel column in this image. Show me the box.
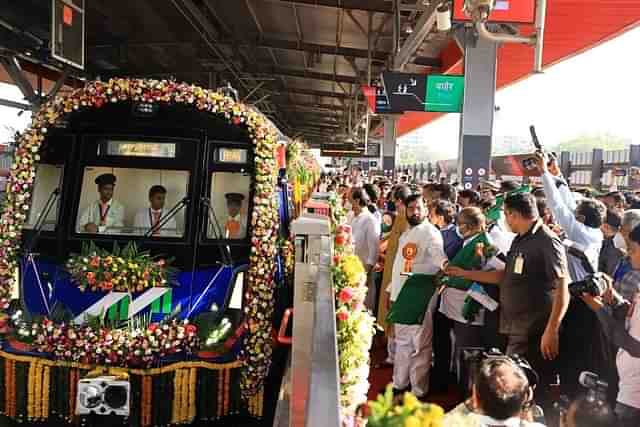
[383,116,397,175]
[458,33,498,189]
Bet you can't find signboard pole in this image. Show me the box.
[458,31,498,189]
[383,116,398,177]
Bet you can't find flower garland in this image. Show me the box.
[23,318,198,368]
[329,196,377,426]
[0,78,279,395]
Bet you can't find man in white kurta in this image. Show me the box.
[389,195,447,397]
[134,185,178,236]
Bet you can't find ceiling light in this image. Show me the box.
[402,22,414,34]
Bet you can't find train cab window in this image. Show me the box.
[207,172,251,240]
[75,167,189,237]
[24,164,63,231]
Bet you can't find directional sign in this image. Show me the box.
[381,72,428,113]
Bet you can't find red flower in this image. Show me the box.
[337,310,349,322]
[338,287,354,304]
[185,324,197,334]
[335,234,346,245]
[90,256,100,268]
[102,281,113,291]
[148,324,158,333]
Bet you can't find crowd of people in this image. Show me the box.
[321,152,640,427]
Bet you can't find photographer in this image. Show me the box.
[581,224,640,426]
[443,356,545,426]
[535,152,606,281]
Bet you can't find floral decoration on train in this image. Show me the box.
[0,78,279,395]
[364,385,445,427]
[66,242,175,293]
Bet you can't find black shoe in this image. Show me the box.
[392,386,410,397]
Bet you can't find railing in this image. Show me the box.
[273,214,340,427]
[395,145,640,190]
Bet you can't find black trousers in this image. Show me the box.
[432,306,454,388]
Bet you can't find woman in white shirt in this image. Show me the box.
[350,187,380,311]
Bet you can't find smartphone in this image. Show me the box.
[522,158,537,170]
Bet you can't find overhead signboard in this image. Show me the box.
[377,73,464,114]
[452,0,536,24]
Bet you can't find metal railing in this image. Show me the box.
[396,145,640,190]
[274,216,340,427]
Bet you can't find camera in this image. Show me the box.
[568,272,608,298]
[460,348,539,397]
[579,371,608,402]
[77,376,130,416]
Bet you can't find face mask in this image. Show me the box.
[498,213,513,234]
[407,215,423,227]
[613,232,627,252]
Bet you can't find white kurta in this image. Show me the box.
[133,208,178,236]
[77,199,125,233]
[350,210,380,268]
[389,221,447,301]
[390,220,447,397]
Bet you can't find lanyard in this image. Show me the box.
[98,203,111,225]
[149,209,162,234]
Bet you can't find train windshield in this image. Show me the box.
[24,164,64,231]
[75,167,189,237]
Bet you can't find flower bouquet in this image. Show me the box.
[66,241,176,293]
[365,385,444,427]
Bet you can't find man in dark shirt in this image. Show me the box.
[446,193,570,407]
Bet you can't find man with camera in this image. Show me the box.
[581,225,640,426]
[443,356,545,426]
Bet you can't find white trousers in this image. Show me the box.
[392,293,438,397]
[386,333,396,364]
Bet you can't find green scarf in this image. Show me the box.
[485,185,531,222]
[441,232,492,290]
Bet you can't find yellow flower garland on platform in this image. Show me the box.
[0,77,280,396]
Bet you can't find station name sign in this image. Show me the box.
[374,73,464,114]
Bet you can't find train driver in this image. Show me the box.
[134,185,178,236]
[78,173,125,233]
[223,193,247,239]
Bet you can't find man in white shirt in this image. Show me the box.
[134,185,178,236]
[349,188,380,310]
[537,152,605,281]
[78,173,125,233]
[390,194,447,398]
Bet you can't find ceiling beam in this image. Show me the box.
[260,0,423,13]
[230,37,441,67]
[393,1,439,70]
[282,87,351,99]
[250,65,359,84]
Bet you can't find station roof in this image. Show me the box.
[0,1,639,147]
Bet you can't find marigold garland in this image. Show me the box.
[42,366,50,419]
[0,78,279,395]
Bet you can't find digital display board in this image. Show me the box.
[106,141,176,158]
[217,148,248,163]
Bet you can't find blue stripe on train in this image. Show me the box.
[21,261,241,320]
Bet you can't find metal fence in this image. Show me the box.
[396,145,640,190]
